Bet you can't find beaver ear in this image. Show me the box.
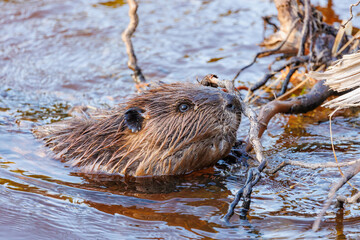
[124,107,145,133]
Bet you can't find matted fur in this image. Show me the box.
[34,82,242,176]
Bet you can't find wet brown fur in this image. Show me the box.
[34,82,242,176]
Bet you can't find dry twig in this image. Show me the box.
[341,0,360,28]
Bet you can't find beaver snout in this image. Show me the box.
[223,93,241,113]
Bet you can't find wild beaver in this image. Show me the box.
[34,82,242,177]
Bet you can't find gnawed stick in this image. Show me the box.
[232,86,268,219]
[122,0,146,84]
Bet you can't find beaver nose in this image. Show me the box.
[224,94,240,113]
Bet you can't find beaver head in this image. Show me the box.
[36,82,242,176]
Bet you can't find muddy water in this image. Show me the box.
[0,0,359,239]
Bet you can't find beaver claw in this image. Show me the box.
[224,140,250,167]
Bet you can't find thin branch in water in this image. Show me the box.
[329,109,345,176]
[341,0,360,28]
[348,192,360,203]
[223,161,267,222]
[122,0,146,84]
[248,73,282,104]
[268,159,360,175]
[329,108,358,191]
[223,164,263,221]
[250,66,286,93]
[312,162,360,231]
[262,16,279,32]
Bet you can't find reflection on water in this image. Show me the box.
[0,0,359,239]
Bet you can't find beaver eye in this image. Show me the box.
[178,103,190,113]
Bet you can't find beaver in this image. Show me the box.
[34,82,242,177]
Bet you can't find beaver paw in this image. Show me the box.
[225,140,250,167]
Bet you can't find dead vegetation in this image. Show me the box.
[231,0,360,231]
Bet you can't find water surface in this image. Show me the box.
[0,0,359,239]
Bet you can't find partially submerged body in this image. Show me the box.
[34,82,242,177]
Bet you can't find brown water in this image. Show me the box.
[0,0,359,239]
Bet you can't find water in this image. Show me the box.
[0,0,359,239]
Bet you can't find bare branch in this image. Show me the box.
[241,103,265,164]
[250,55,309,92]
[276,67,298,97]
[247,80,334,151]
[341,0,360,28]
[122,0,146,84]
[312,162,360,231]
[297,0,310,57]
